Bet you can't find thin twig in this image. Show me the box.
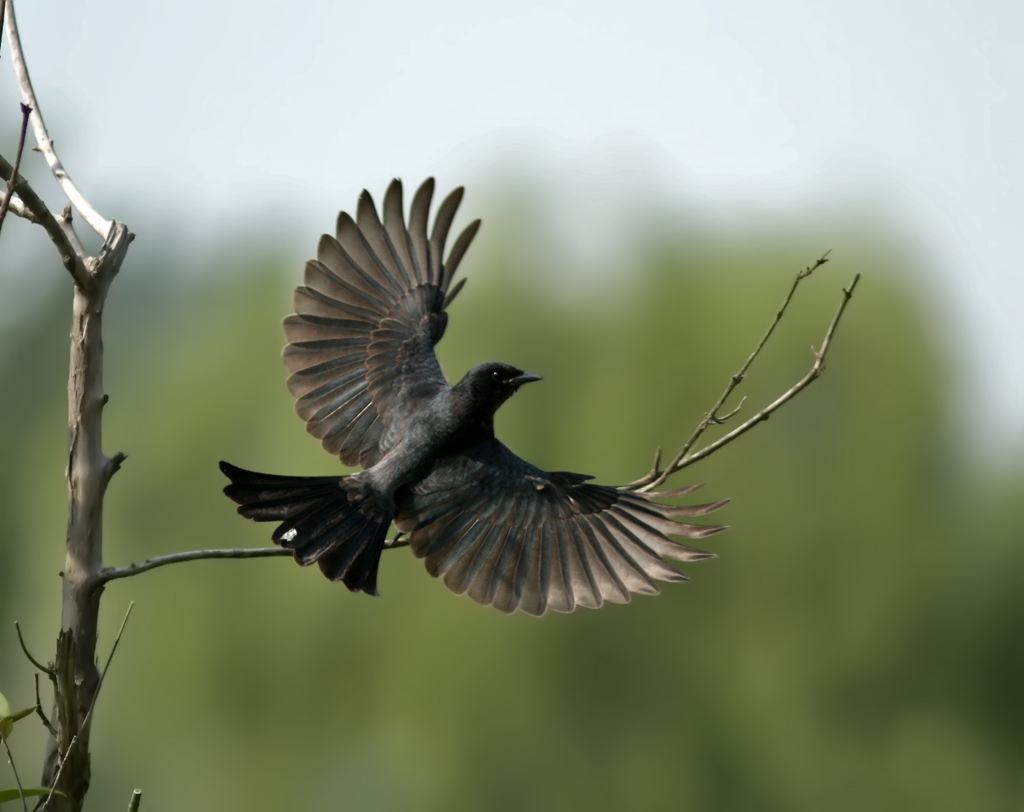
[0,153,87,284]
[630,251,832,491]
[90,604,132,703]
[97,538,410,585]
[636,273,860,491]
[57,203,86,257]
[387,534,409,550]
[97,547,291,584]
[33,674,55,738]
[2,0,112,239]
[0,101,30,237]
[2,735,29,812]
[14,621,52,676]
[42,603,134,810]
[127,789,142,811]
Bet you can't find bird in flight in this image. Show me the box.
[220,179,727,615]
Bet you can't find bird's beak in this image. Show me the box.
[510,372,542,386]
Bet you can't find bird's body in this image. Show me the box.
[365,363,539,496]
[221,179,727,614]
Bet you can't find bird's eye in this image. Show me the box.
[491,370,501,380]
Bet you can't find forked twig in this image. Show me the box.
[629,255,859,492]
[2,0,112,239]
[653,274,860,478]
[14,623,57,733]
[0,152,88,284]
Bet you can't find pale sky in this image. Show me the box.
[2,0,1021,451]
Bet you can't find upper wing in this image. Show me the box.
[283,179,479,467]
[395,439,729,615]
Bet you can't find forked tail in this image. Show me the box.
[219,461,392,594]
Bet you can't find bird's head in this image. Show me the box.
[458,362,542,413]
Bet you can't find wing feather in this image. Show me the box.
[398,439,727,615]
[542,523,575,614]
[382,181,419,288]
[285,179,477,466]
[442,220,481,291]
[467,525,514,608]
[577,515,631,605]
[443,523,500,595]
[352,195,408,289]
[408,178,434,285]
[429,187,464,286]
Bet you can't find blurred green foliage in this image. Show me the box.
[1,193,1021,811]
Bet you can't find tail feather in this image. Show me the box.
[219,460,392,595]
[318,530,385,593]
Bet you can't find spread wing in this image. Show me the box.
[283,179,479,467]
[395,439,729,615]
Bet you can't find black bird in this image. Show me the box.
[220,179,727,615]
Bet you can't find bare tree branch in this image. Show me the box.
[97,547,291,584]
[0,101,30,236]
[2,0,112,239]
[631,270,861,492]
[0,153,87,285]
[2,8,135,808]
[97,536,412,585]
[5,194,36,221]
[630,251,832,491]
[34,224,132,807]
[127,789,142,812]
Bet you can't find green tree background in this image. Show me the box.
[1,184,1021,810]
